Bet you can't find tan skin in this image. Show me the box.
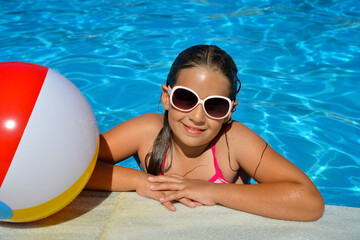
[86,67,324,221]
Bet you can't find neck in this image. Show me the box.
[171,135,212,159]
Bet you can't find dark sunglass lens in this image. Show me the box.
[205,98,230,118]
[172,88,198,110]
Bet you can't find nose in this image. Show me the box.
[188,103,206,124]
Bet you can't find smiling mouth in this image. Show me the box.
[182,123,205,135]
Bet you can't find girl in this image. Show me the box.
[86,45,324,221]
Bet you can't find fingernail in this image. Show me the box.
[148,177,154,181]
[150,185,155,189]
[159,197,165,202]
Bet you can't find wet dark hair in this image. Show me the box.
[145,45,241,175]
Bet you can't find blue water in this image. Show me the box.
[1,0,359,207]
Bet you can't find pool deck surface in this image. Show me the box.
[0,190,359,239]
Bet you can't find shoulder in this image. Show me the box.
[226,121,264,143]
[224,121,267,163]
[137,113,163,126]
[99,113,164,162]
[104,113,163,138]
[130,113,163,135]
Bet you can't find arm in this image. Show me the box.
[148,122,324,221]
[86,113,161,190]
[85,114,165,198]
[85,113,194,210]
[210,145,324,221]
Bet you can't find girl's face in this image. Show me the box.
[162,67,235,148]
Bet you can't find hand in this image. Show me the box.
[148,175,217,206]
[135,174,198,211]
[135,176,179,211]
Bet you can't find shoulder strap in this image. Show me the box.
[210,141,221,173]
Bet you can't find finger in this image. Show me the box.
[162,195,205,207]
[178,198,196,208]
[160,191,185,203]
[150,182,182,191]
[148,175,182,183]
[161,200,176,211]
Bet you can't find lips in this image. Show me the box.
[182,123,205,135]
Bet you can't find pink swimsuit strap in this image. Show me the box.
[161,142,230,184]
[208,141,230,184]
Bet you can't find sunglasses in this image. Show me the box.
[167,86,234,119]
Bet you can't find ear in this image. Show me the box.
[224,101,238,123]
[161,84,170,110]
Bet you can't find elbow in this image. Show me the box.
[299,185,325,221]
[284,182,325,221]
[301,198,324,222]
[307,192,325,221]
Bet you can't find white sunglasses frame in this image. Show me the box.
[167,86,234,120]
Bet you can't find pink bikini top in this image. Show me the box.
[161,141,230,184]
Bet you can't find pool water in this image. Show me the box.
[1,0,359,207]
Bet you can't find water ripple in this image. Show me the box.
[0,0,359,207]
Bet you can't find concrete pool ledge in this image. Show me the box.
[0,191,359,239]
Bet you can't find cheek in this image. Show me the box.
[168,108,224,140]
[168,108,183,122]
[167,109,184,131]
[207,120,224,135]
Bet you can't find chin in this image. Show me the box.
[177,133,213,147]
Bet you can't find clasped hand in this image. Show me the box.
[147,175,216,211]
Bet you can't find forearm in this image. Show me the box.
[212,182,324,221]
[86,161,182,211]
[86,160,149,192]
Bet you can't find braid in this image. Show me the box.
[145,111,172,175]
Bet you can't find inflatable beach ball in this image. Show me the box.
[0,62,99,222]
